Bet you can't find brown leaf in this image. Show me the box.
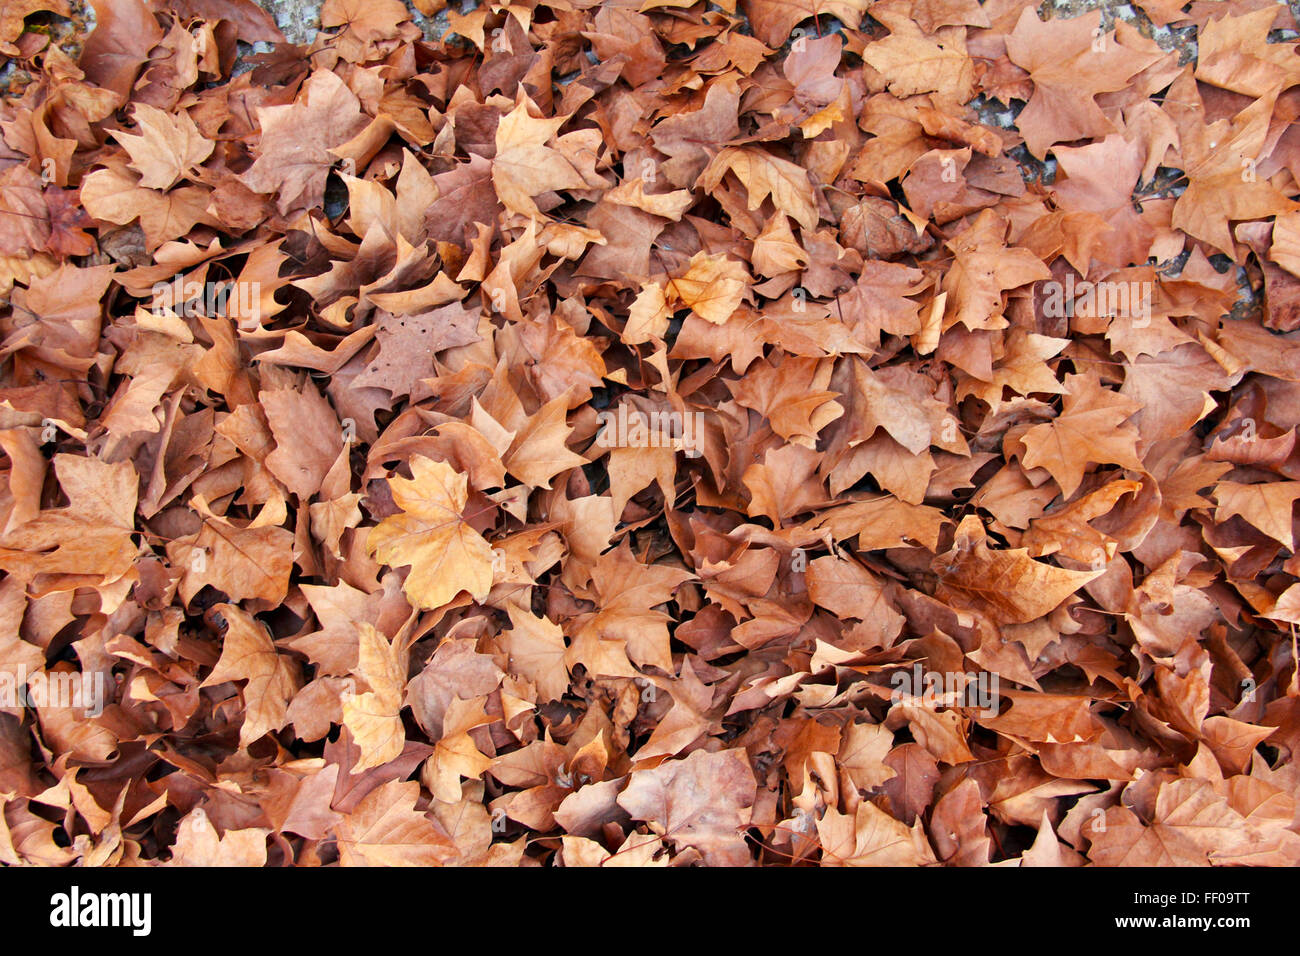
[617,748,756,866]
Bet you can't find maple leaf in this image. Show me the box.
[620,282,669,346]
[368,456,495,611]
[1005,10,1162,158]
[202,604,301,748]
[353,303,481,399]
[260,383,345,501]
[406,637,503,741]
[745,442,831,521]
[491,92,591,219]
[816,802,937,866]
[3,262,109,371]
[838,721,898,791]
[0,166,49,256]
[959,329,1069,411]
[840,359,959,456]
[835,260,929,347]
[606,430,678,516]
[165,0,284,42]
[567,542,694,675]
[931,778,992,865]
[115,104,213,191]
[980,690,1102,744]
[169,498,295,607]
[1119,343,1232,442]
[617,748,756,866]
[342,623,407,772]
[240,69,368,215]
[285,576,407,677]
[1195,8,1300,97]
[503,394,587,489]
[808,495,948,551]
[606,178,694,223]
[502,604,570,703]
[806,553,905,645]
[780,33,845,132]
[1088,778,1299,866]
[1214,480,1300,550]
[1047,134,1153,270]
[729,353,842,447]
[634,657,719,763]
[0,455,137,586]
[169,810,269,867]
[81,161,217,250]
[426,695,495,802]
[580,7,667,88]
[42,188,96,257]
[1168,82,1299,254]
[742,0,873,46]
[320,0,411,49]
[839,198,931,260]
[1019,373,1144,498]
[561,833,668,867]
[933,516,1102,624]
[667,251,751,326]
[752,213,810,278]
[78,0,163,99]
[698,146,819,231]
[1274,212,1300,277]
[862,32,974,104]
[1022,477,1142,564]
[423,154,500,246]
[335,779,457,866]
[517,312,607,406]
[941,212,1051,331]
[651,78,741,188]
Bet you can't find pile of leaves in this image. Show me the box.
[1,0,1300,867]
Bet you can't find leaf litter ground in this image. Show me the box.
[1,0,1300,866]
